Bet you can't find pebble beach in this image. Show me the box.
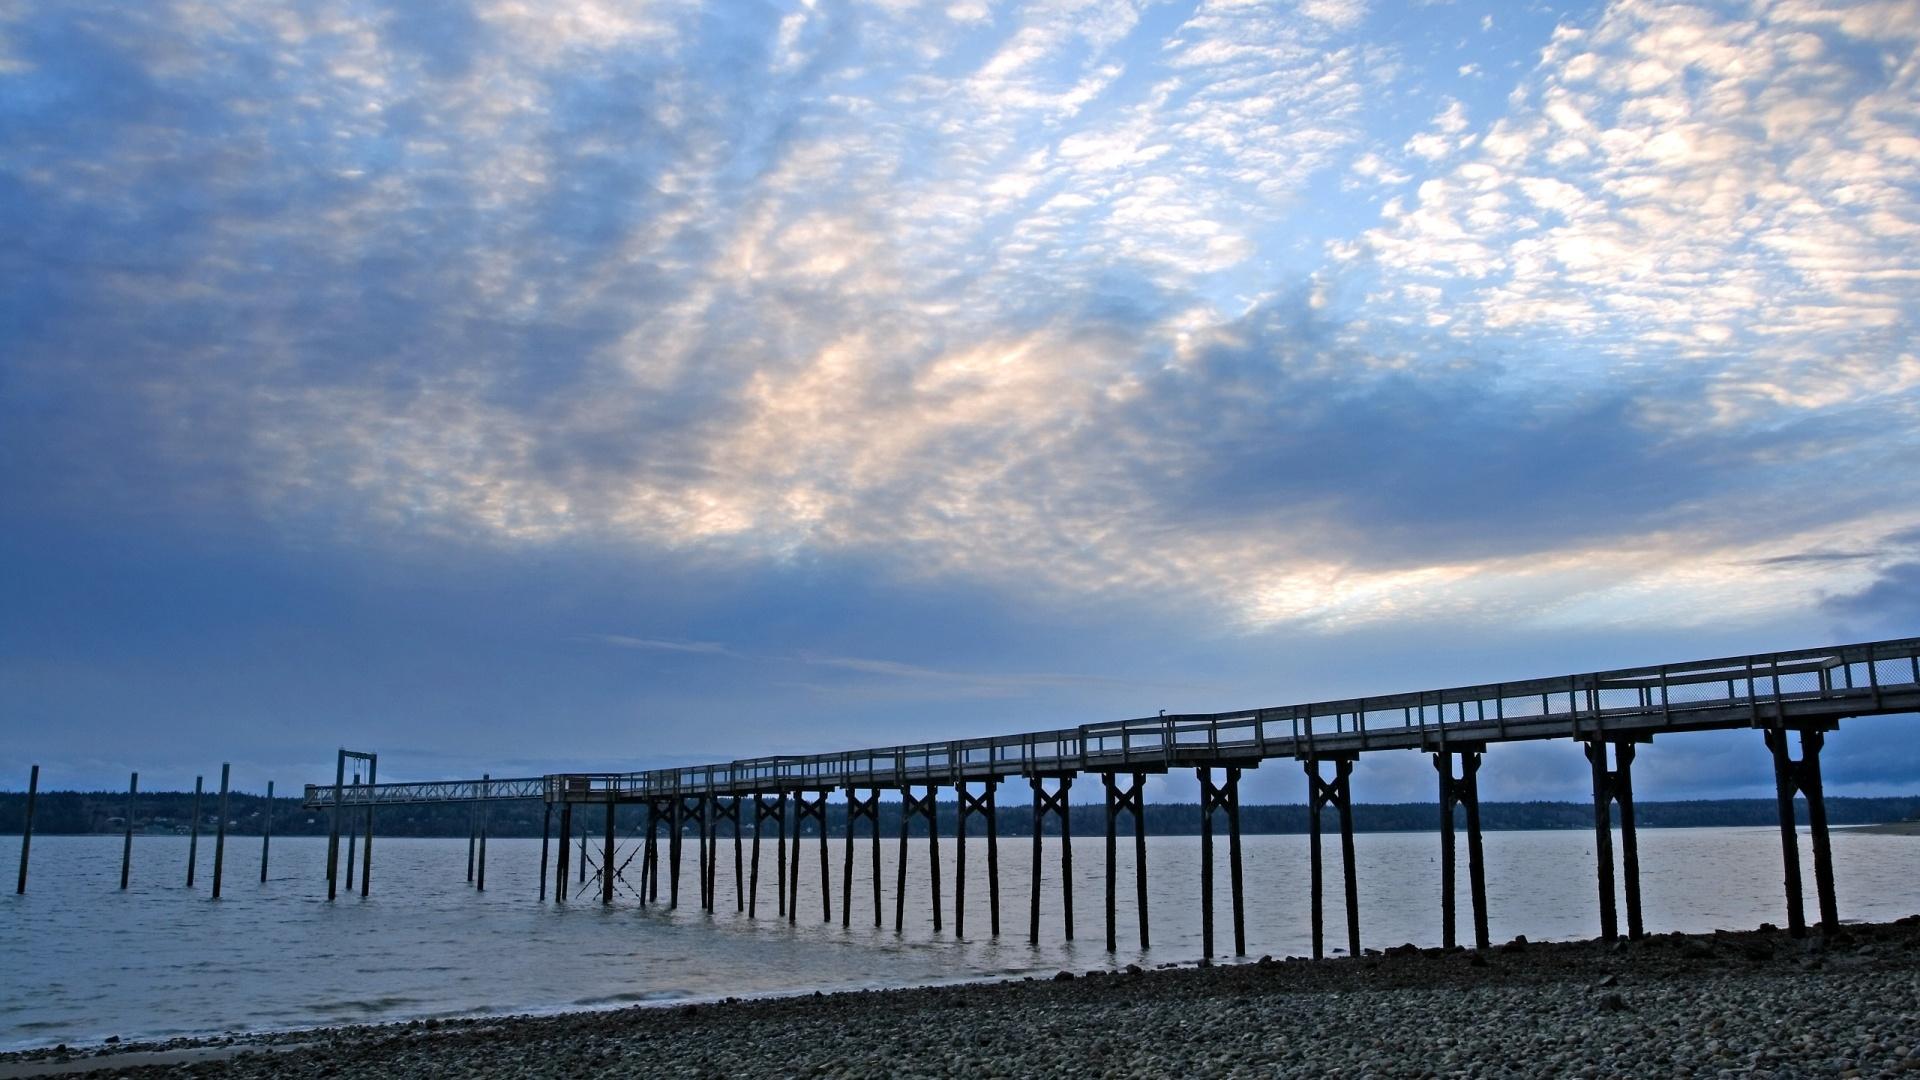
[5,917,1917,1079]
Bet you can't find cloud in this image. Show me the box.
[3,0,1917,655]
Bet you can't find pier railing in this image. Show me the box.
[299,638,1918,809]
[549,637,1919,800]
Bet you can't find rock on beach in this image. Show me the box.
[5,917,1918,1079]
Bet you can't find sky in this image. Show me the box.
[2,0,1918,807]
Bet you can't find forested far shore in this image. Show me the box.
[1,791,1915,838]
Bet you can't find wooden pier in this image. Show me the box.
[293,636,1919,954]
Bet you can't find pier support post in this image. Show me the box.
[260,780,272,885]
[466,803,476,884]
[187,774,203,889]
[121,771,138,890]
[844,787,881,928]
[477,774,490,893]
[714,795,743,913]
[1304,755,1359,959]
[1584,739,1644,941]
[669,789,683,909]
[556,801,572,903]
[787,789,830,924]
[539,802,552,902]
[602,789,617,906]
[895,785,941,932]
[15,764,37,895]
[212,763,231,899]
[698,791,714,907]
[955,780,1000,939]
[1434,745,1489,950]
[1198,766,1246,957]
[749,793,776,919]
[1102,771,1150,953]
[1028,774,1075,945]
[1765,727,1839,936]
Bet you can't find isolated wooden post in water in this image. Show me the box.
[477,774,490,893]
[345,771,359,891]
[187,774,204,888]
[15,764,38,895]
[360,756,376,898]
[212,763,231,899]
[121,771,138,890]
[466,802,476,884]
[260,780,274,884]
[327,750,344,901]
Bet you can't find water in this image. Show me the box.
[4,827,1918,1050]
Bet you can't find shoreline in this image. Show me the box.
[4,916,1917,1078]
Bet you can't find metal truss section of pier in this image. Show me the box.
[303,635,1920,956]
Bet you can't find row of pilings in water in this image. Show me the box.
[372,727,1844,960]
[11,726,1844,959]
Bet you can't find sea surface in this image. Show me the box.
[4,827,1918,1051]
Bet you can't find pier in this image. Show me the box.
[285,636,1920,955]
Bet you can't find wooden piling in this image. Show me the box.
[1613,744,1641,940]
[327,751,343,901]
[1099,772,1149,951]
[212,763,230,899]
[187,774,203,889]
[477,774,490,893]
[669,790,682,909]
[1584,740,1643,940]
[260,780,273,885]
[1436,747,1491,950]
[1765,727,1838,936]
[1104,775,1116,953]
[1338,760,1359,959]
[345,771,359,892]
[360,757,375,898]
[986,780,1000,936]
[555,801,572,903]
[749,795,765,919]
[466,803,476,884]
[121,771,137,890]
[732,797,745,913]
[1132,774,1148,950]
[15,764,37,895]
[895,786,940,932]
[1305,756,1359,959]
[1199,773,1214,959]
[1226,769,1245,957]
[786,789,829,924]
[1028,774,1074,944]
[539,802,551,902]
[602,789,616,906]
[843,787,880,929]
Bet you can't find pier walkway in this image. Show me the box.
[303,636,1920,958]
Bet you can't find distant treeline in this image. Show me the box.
[2,791,1916,838]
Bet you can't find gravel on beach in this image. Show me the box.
[7,917,1919,1079]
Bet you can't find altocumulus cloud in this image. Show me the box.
[3,0,1919,648]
